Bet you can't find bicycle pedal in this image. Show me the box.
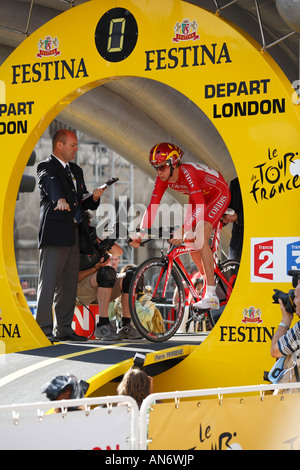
[195,312,206,321]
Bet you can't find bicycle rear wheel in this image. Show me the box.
[128,257,186,342]
[211,259,240,324]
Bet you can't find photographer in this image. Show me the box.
[117,353,153,409]
[270,273,300,388]
[76,215,141,340]
[41,374,89,413]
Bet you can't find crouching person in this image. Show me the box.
[77,250,141,340]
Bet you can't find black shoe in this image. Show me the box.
[46,334,60,343]
[118,323,142,339]
[57,333,88,342]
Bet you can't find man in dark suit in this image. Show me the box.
[36,129,104,342]
[223,177,244,262]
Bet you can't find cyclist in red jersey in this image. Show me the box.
[130,143,231,309]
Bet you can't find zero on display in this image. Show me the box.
[95,7,138,62]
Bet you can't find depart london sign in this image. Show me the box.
[0,0,299,393]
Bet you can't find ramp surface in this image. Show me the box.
[0,334,204,406]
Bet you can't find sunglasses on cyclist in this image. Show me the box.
[153,164,169,172]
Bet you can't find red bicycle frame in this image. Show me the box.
[161,218,234,304]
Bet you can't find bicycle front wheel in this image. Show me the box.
[128,257,186,342]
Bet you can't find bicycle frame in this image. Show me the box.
[165,245,200,303]
[128,219,238,341]
[158,218,233,305]
[210,219,234,302]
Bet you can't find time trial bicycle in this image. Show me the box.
[128,210,240,342]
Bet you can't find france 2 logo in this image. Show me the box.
[253,240,274,280]
[251,238,300,282]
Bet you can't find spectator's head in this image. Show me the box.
[193,276,204,296]
[117,368,153,409]
[41,374,89,401]
[20,279,28,288]
[109,255,121,270]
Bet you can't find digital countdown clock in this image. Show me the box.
[95,7,138,62]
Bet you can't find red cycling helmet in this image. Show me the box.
[149,143,184,168]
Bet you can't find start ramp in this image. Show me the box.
[0,0,299,391]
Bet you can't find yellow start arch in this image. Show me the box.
[0,0,299,390]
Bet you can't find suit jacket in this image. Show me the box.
[37,155,99,250]
[229,178,243,227]
[229,177,244,258]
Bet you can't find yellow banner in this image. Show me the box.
[148,393,300,450]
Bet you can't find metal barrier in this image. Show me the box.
[139,383,300,450]
[1,383,300,450]
[19,274,38,316]
[0,395,139,450]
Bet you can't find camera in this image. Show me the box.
[133,352,146,370]
[271,269,299,314]
[272,289,296,314]
[89,226,117,262]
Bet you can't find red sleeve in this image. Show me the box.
[140,176,168,229]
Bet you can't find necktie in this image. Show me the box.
[65,164,72,177]
[65,165,82,224]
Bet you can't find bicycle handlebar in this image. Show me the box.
[128,207,236,246]
[138,226,175,238]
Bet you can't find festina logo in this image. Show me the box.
[145,42,231,71]
[37,36,61,58]
[173,19,200,43]
[220,325,275,343]
[11,58,89,84]
[0,323,21,338]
